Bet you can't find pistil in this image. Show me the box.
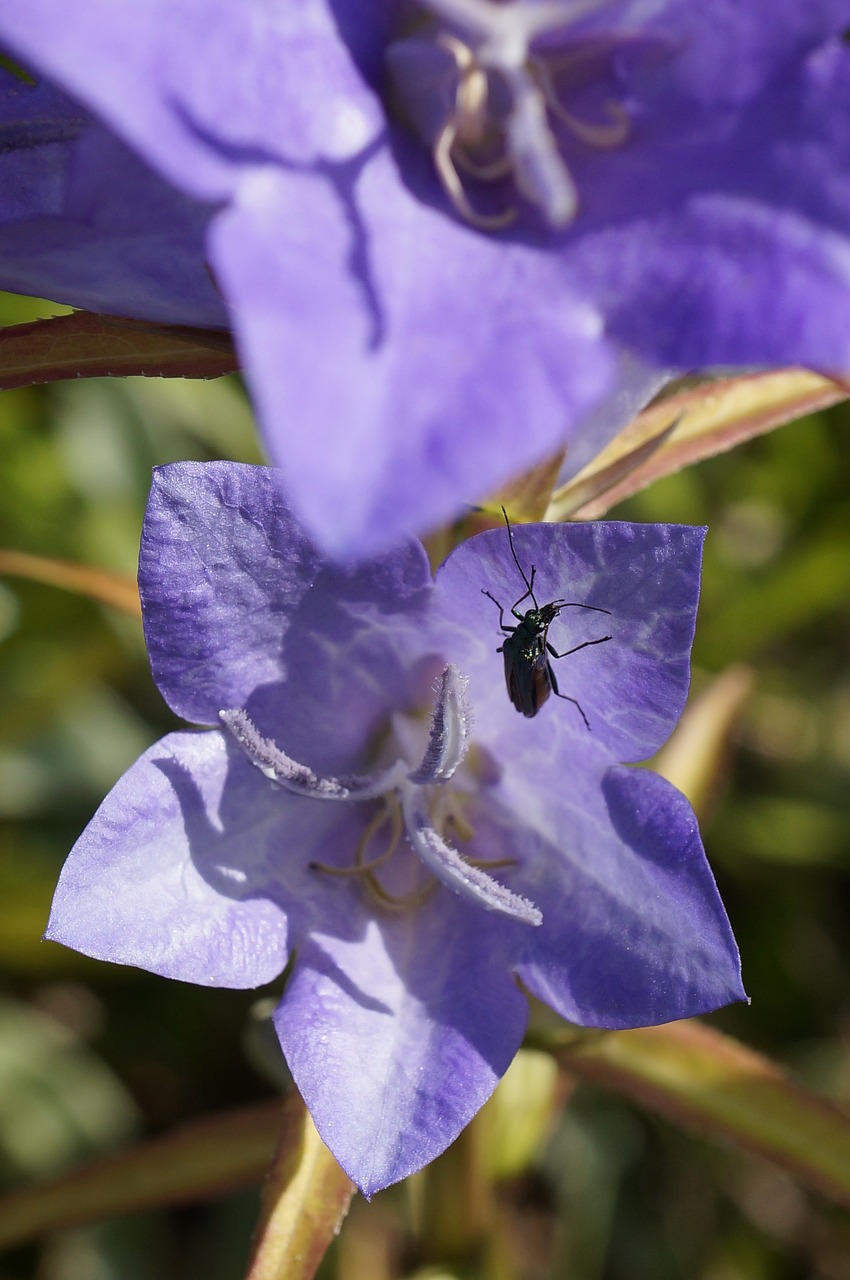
[389,0,631,228]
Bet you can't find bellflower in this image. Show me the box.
[1,3,849,557]
[47,461,744,1194]
[0,70,226,327]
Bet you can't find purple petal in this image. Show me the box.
[778,38,850,230]
[3,1,846,557]
[0,80,224,326]
[500,763,745,1026]
[46,726,385,985]
[436,520,705,761]
[208,154,615,556]
[276,893,528,1195]
[140,462,322,725]
[0,0,384,202]
[624,0,850,104]
[140,461,436,769]
[45,731,290,987]
[555,22,850,372]
[574,195,850,371]
[0,67,85,160]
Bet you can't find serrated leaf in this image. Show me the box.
[0,312,237,389]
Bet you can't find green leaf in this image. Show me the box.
[0,1099,283,1250]
[551,1020,850,1209]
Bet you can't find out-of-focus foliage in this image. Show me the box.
[3,283,850,1279]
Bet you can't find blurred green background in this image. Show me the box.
[1,287,850,1280]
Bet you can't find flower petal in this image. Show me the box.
[45,731,290,987]
[0,76,224,326]
[436,520,705,762]
[1,2,849,562]
[141,462,437,769]
[0,0,384,202]
[625,0,850,105]
[276,895,528,1195]
[139,462,322,725]
[575,196,850,372]
[207,157,615,556]
[505,763,746,1026]
[46,726,383,985]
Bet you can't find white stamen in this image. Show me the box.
[401,784,542,925]
[220,668,541,926]
[410,0,622,227]
[409,665,473,784]
[502,65,578,225]
[219,708,407,801]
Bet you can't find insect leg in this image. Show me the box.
[510,563,536,620]
[500,505,539,615]
[481,588,516,636]
[547,634,611,660]
[548,664,591,730]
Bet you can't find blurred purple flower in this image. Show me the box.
[47,460,743,1193]
[0,70,225,327]
[0,2,849,556]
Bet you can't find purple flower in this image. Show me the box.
[0,3,849,558]
[47,461,744,1194]
[0,70,226,327]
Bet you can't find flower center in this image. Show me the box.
[386,0,630,229]
[219,666,542,926]
[311,787,518,914]
[310,793,436,913]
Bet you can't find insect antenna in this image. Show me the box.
[550,599,612,617]
[500,505,538,609]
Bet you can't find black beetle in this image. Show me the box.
[482,508,611,723]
